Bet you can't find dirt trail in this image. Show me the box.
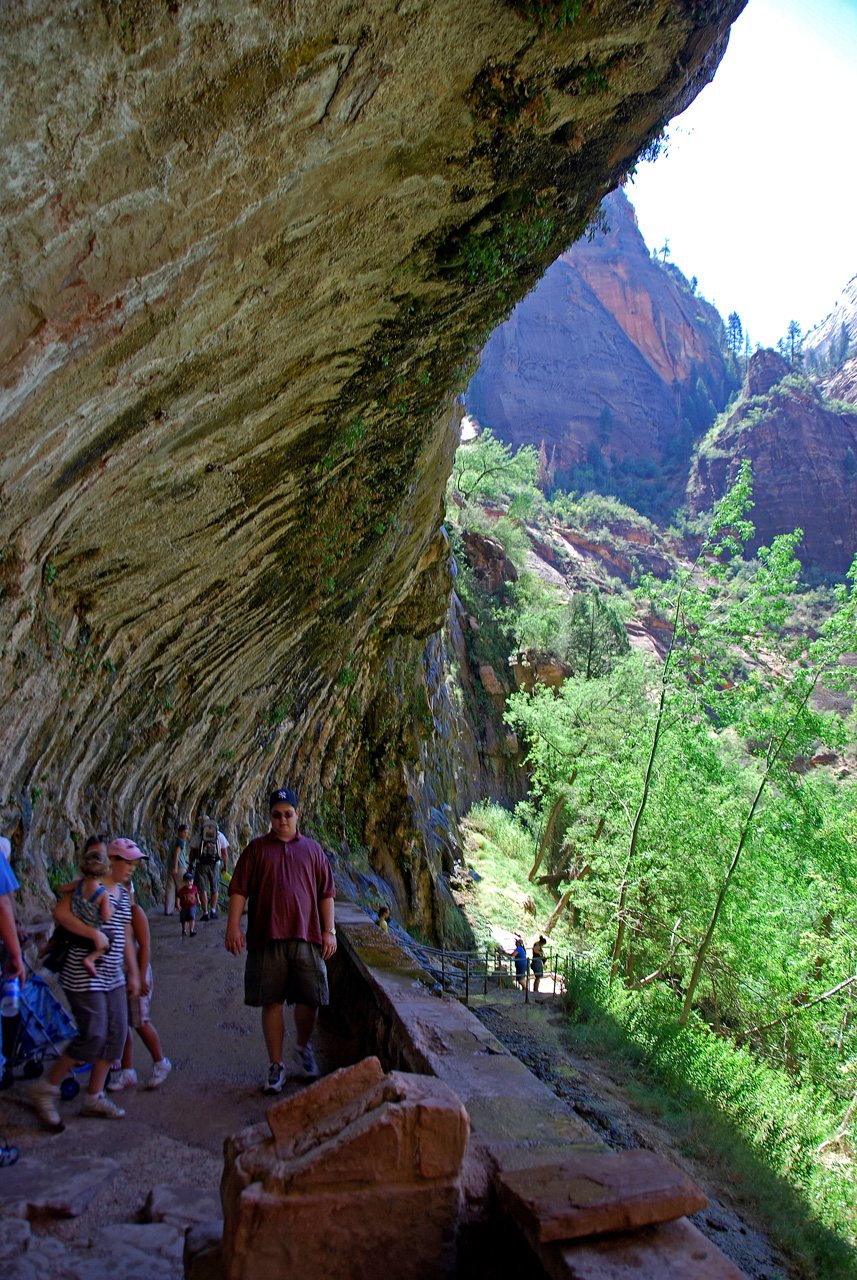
[0,908,361,1242]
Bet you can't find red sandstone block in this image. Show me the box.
[497,1149,707,1243]
[544,1217,749,1280]
[267,1056,385,1147]
[227,1179,462,1280]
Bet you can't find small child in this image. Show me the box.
[177,871,200,937]
[69,845,113,978]
[375,906,391,933]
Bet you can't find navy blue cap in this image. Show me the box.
[269,787,299,809]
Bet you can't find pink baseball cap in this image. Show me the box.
[107,837,147,862]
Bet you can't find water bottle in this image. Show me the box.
[0,975,20,1016]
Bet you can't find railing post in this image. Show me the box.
[465,955,470,1007]
[484,946,489,996]
[525,958,530,1004]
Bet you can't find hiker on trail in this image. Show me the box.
[376,906,391,933]
[177,871,201,937]
[225,787,336,1094]
[509,936,528,990]
[108,882,172,1092]
[29,837,142,1128]
[0,836,24,984]
[189,815,229,921]
[164,823,190,916]
[531,935,547,993]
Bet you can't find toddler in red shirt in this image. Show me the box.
[177,872,201,938]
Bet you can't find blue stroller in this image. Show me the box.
[0,967,80,1096]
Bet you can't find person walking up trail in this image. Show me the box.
[164,824,189,916]
[189,815,229,921]
[108,884,172,1092]
[29,838,142,1128]
[225,788,336,1093]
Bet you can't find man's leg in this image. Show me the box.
[261,1002,285,1064]
[293,1003,317,1049]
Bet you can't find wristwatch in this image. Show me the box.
[323,927,336,936]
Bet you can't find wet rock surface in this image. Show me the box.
[472,1004,789,1280]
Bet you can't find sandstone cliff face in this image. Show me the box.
[804,274,857,362]
[687,351,857,578]
[0,0,744,925]
[464,188,737,502]
[822,357,857,408]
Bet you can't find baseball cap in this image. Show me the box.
[107,837,147,862]
[269,787,298,809]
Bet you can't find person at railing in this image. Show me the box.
[531,935,547,993]
[506,936,527,990]
[375,906,391,934]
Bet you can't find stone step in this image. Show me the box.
[542,1217,749,1280]
[496,1148,707,1243]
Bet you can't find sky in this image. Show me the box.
[628,0,857,349]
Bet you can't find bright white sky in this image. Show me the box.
[628,0,857,349]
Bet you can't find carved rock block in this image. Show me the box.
[223,1057,469,1280]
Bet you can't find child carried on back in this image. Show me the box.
[69,845,114,978]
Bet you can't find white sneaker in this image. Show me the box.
[80,1091,125,1119]
[107,1068,138,1092]
[293,1043,318,1080]
[29,1077,63,1129]
[147,1058,172,1089]
[263,1062,286,1094]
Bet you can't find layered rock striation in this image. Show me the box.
[0,0,745,925]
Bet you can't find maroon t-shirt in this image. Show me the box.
[229,830,335,950]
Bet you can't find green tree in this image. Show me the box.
[452,428,538,502]
[726,311,743,354]
[567,589,629,680]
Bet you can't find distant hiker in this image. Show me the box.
[69,844,114,980]
[0,836,24,985]
[108,883,172,1092]
[177,871,200,937]
[29,837,142,1128]
[164,823,190,916]
[189,815,229,920]
[376,906,391,933]
[225,787,336,1094]
[510,937,527,989]
[531,935,547,993]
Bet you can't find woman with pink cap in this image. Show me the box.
[29,837,142,1128]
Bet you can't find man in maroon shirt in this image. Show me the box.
[225,788,336,1093]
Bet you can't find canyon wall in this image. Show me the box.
[0,0,744,926]
[464,186,738,514]
[687,350,857,578]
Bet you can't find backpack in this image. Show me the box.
[198,819,220,865]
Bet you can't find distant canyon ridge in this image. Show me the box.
[466,189,857,576]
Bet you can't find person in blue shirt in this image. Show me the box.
[0,840,24,984]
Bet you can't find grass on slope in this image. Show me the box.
[460,801,561,947]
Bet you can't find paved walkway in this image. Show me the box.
[0,908,360,1246]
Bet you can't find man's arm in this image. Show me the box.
[225,892,246,956]
[0,893,24,981]
[320,896,336,961]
